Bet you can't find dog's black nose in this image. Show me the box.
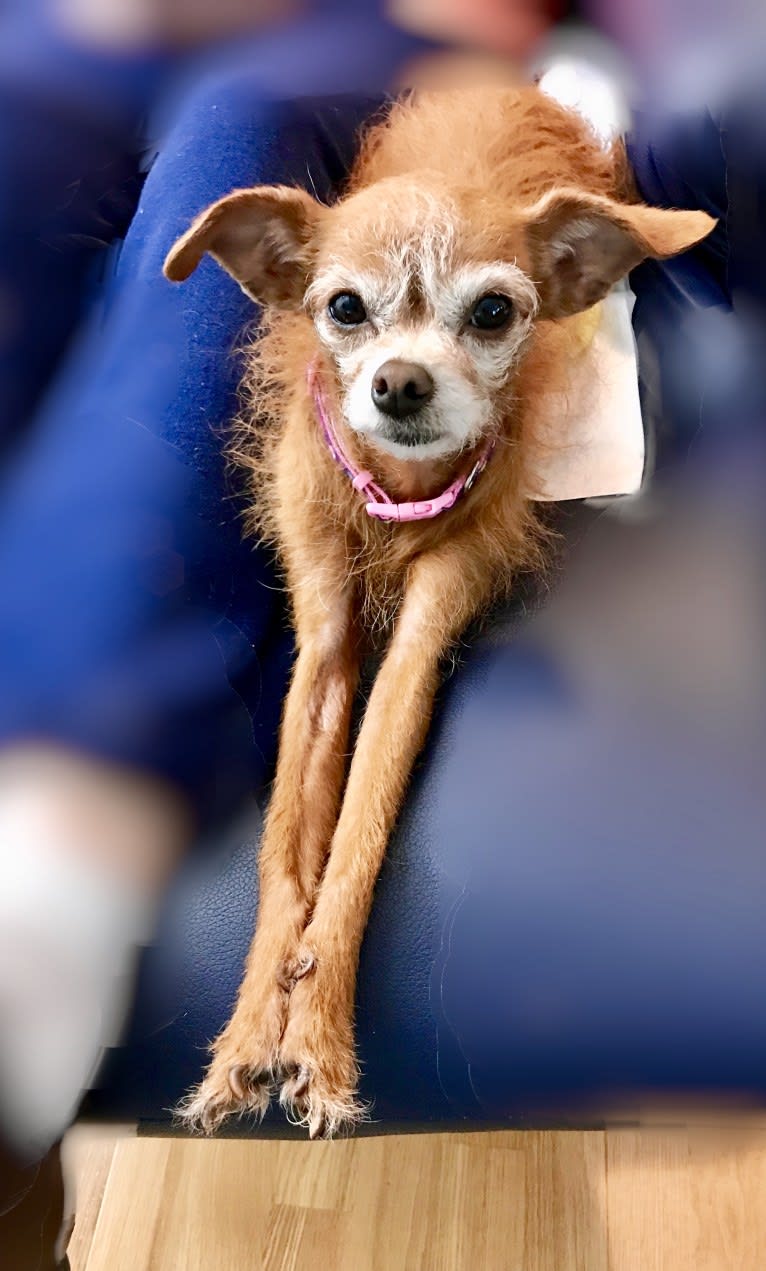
[371,360,434,419]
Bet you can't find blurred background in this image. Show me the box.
[0,0,765,1204]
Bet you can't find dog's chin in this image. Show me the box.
[355,420,465,463]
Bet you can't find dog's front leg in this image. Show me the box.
[278,544,494,1137]
[179,582,359,1133]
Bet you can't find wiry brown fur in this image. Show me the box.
[165,86,715,1139]
[229,89,640,632]
[356,86,633,202]
[231,308,548,637]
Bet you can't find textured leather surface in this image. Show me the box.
[85,497,766,1133]
[79,90,766,1133]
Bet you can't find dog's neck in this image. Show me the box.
[354,437,461,504]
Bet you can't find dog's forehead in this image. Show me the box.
[321,178,456,264]
[315,176,530,294]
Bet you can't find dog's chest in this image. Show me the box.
[355,552,409,646]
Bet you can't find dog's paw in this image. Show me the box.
[175,996,288,1135]
[277,966,367,1139]
[279,1061,366,1140]
[175,1061,272,1135]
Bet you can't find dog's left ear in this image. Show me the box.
[522,188,717,319]
[163,185,325,307]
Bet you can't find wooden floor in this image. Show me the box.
[63,1123,766,1270]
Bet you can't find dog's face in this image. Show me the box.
[165,170,714,462]
[303,179,540,460]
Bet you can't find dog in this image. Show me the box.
[164,84,715,1138]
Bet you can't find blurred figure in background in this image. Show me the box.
[0,0,764,1266]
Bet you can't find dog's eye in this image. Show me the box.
[469,294,514,331]
[328,292,368,326]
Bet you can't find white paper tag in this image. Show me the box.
[526,282,645,502]
[527,61,645,502]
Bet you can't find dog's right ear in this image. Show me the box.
[521,188,716,320]
[163,186,325,307]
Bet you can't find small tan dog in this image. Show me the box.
[164,85,714,1138]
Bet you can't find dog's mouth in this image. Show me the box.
[375,418,444,449]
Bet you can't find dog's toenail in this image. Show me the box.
[309,1113,326,1141]
[294,952,316,980]
[291,1068,310,1100]
[228,1065,246,1099]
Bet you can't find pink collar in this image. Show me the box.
[308,361,495,523]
